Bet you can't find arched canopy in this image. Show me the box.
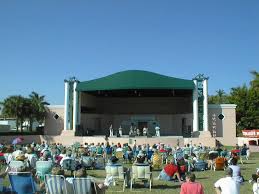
[76,70,194,92]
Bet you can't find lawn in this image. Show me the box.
[2,153,258,194]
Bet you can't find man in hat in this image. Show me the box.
[214,167,240,194]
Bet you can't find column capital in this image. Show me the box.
[193,74,209,81]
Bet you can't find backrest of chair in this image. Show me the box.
[95,157,105,169]
[62,159,76,171]
[36,161,53,179]
[112,165,124,179]
[82,156,94,168]
[174,151,184,160]
[132,165,150,179]
[72,177,92,194]
[115,151,124,159]
[9,161,25,172]
[45,174,66,194]
[9,172,36,194]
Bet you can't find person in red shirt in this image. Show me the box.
[157,160,182,182]
[180,172,204,194]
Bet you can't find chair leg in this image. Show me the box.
[149,180,152,191]
[123,180,125,192]
[130,179,133,190]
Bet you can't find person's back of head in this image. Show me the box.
[231,158,238,165]
[225,167,233,177]
[186,172,196,182]
[51,166,64,175]
[75,168,87,177]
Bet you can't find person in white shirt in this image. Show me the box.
[155,126,160,137]
[109,124,113,137]
[214,167,240,194]
[228,158,243,184]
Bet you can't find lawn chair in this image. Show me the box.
[105,165,126,191]
[131,165,152,191]
[62,158,76,176]
[115,151,124,162]
[151,153,163,170]
[8,172,36,194]
[36,160,53,181]
[72,177,95,194]
[44,174,67,194]
[213,157,226,171]
[9,160,25,172]
[95,155,105,169]
[81,156,95,169]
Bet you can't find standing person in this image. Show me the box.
[214,167,240,194]
[143,126,147,136]
[228,158,244,184]
[118,126,123,137]
[109,124,113,137]
[155,126,160,137]
[180,172,204,194]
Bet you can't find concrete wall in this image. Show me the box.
[208,104,237,146]
[44,105,64,135]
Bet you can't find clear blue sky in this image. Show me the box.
[0,1,258,104]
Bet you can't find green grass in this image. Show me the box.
[2,153,258,194]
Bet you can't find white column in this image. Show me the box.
[64,81,69,130]
[192,79,199,132]
[203,79,209,131]
[72,81,78,131]
[78,92,81,125]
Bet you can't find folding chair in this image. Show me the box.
[72,177,95,194]
[106,165,126,192]
[131,165,152,191]
[36,160,53,181]
[44,174,67,194]
[9,160,25,172]
[81,156,94,169]
[8,172,36,194]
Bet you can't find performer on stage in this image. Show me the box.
[109,124,113,137]
[118,126,123,137]
[155,125,160,137]
[136,128,140,136]
[143,126,148,136]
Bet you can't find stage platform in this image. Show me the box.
[0,130,217,147]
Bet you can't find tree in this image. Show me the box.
[208,89,229,104]
[29,91,49,130]
[250,70,259,89]
[1,92,49,133]
[1,95,26,131]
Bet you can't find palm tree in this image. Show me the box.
[250,70,259,89]
[29,92,49,130]
[216,89,226,104]
[1,95,25,131]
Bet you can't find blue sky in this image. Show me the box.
[0,0,258,104]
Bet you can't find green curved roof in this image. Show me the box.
[76,70,194,91]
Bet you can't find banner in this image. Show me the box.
[242,129,259,138]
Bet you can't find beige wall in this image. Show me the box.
[44,105,64,135]
[208,104,237,146]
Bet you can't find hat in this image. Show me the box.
[137,151,145,158]
[16,154,27,161]
[110,156,119,163]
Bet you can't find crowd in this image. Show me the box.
[0,140,257,194]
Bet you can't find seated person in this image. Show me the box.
[107,156,130,187]
[66,167,113,194]
[228,158,244,184]
[134,151,147,165]
[0,166,10,192]
[157,159,182,183]
[250,174,259,194]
